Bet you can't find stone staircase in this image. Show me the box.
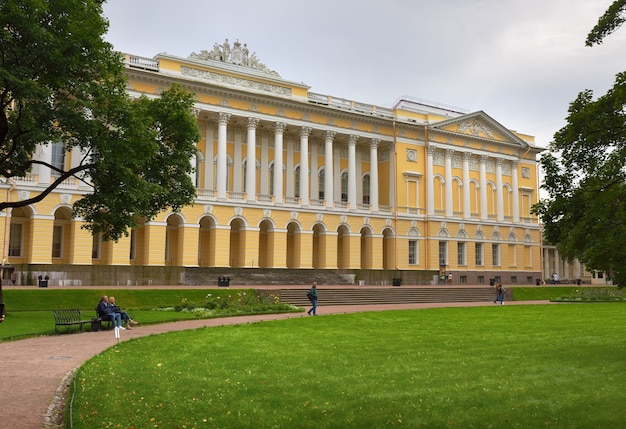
[279,287,498,307]
[184,268,354,286]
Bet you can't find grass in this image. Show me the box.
[0,288,298,341]
[69,303,626,428]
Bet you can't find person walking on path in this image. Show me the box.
[494,284,505,305]
[307,282,319,316]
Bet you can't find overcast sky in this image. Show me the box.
[102,0,626,148]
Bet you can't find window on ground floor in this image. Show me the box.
[492,243,500,267]
[475,242,483,266]
[8,223,22,257]
[439,241,448,267]
[408,240,417,265]
[457,242,466,266]
[52,225,63,258]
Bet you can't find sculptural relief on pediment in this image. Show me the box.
[189,38,280,77]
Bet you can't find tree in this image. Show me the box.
[533,1,626,286]
[0,0,199,242]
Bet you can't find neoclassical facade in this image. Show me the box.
[0,40,544,285]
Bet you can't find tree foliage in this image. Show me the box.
[0,0,199,241]
[586,0,626,46]
[534,2,626,285]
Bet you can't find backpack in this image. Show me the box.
[306,292,314,301]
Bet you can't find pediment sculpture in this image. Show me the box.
[189,39,280,77]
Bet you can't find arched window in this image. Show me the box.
[341,171,348,202]
[318,167,325,200]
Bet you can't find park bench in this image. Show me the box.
[53,309,95,334]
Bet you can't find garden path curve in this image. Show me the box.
[0,300,550,429]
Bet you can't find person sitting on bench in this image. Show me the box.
[109,296,138,329]
[96,296,123,329]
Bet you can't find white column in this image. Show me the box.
[189,153,197,187]
[511,161,520,223]
[37,144,52,185]
[426,147,435,216]
[348,135,358,209]
[300,127,311,205]
[246,118,259,201]
[369,139,380,211]
[496,158,504,221]
[462,153,471,219]
[324,131,335,207]
[273,122,286,204]
[216,112,230,199]
[444,149,453,217]
[479,155,488,220]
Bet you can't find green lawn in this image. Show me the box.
[0,288,295,341]
[70,303,626,428]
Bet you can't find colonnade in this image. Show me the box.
[205,113,383,211]
[426,147,523,222]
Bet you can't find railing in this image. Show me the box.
[124,54,159,72]
[308,92,394,119]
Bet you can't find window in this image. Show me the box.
[318,168,325,200]
[341,171,348,202]
[511,276,518,284]
[363,174,370,205]
[477,275,485,284]
[52,225,63,258]
[460,275,467,284]
[129,229,137,261]
[492,243,500,266]
[408,240,417,265]
[8,223,22,257]
[457,242,466,266]
[269,163,275,196]
[51,142,65,176]
[92,234,101,259]
[294,166,300,198]
[438,241,448,266]
[475,242,483,266]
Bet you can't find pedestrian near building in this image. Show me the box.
[494,284,505,305]
[307,282,318,316]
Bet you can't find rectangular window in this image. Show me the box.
[51,142,65,176]
[129,229,137,261]
[8,223,22,257]
[92,234,101,259]
[477,275,485,284]
[362,175,370,205]
[457,242,466,266]
[318,169,325,200]
[492,243,500,266]
[460,275,467,284]
[475,242,483,266]
[511,276,517,284]
[408,240,417,265]
[52,225,63,258]
[438,241,448,267]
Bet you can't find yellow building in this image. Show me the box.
[0,40,544,286]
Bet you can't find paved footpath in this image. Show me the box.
[0,300,549,429]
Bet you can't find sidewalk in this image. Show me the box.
[0,300,550,429]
